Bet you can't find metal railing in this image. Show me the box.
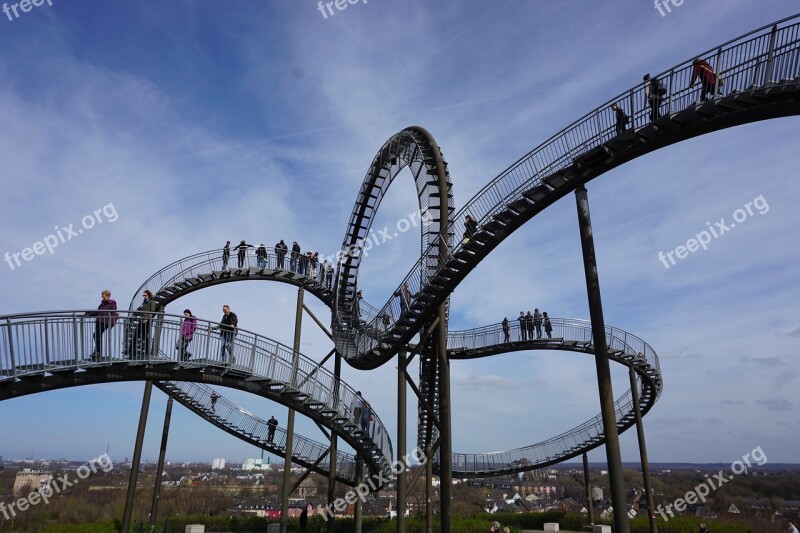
[447,317,661,379]
[0,310,392,474]
[340,14,800,365]
[443,318,659,475]
[158,381,358,483]
[130,247,334,310]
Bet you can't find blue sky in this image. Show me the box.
[0,0,798,469]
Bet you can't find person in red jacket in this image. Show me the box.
[690,58,721,102]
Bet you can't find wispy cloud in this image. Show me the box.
[756,398,793,411]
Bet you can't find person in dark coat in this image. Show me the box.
[611,103,629,134]
[267,415,278,444]
[690,58,720,102]
[501,317,509,343]
[86,290,117,358]
[543,312,553,338]
[525,311,534,340]
[275,239,288,269]
[256,243,268,267]
[221,241,231,270]
[234,240,253,269]
[129,290,157,357]
[299,506,308,531]
[533,308,543,339]
[464,214,478,243]
[291,242,300,272]
[219,304,238,363]
[643,74,664,121]
[518,311,527,341]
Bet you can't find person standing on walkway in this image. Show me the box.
[690,57,721,102]
[326,262,334,289]
[611,103,629,134]
[464,214,478,243]
[291,241,300,272]
[518,311,527,341]
[178,309,197,361]
[234,240,253,269]
[267,415,278,444]
[525,310,534,340]
[502,317,510,343]
[275,239,288,269]
[533,308,543,339]
[219,305,238,363]
[210,391,220,415]
[87,289,117,358]
[131,290,157,357]
[256,243,268,268]
[351,391,364,426]
[643,74,665,121]
[543,312,553,338]
[395,283,414,314]
[221,241,231,270]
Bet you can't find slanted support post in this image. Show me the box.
[280,287,304,533]
[121,381,153,533]
[574,186,629,533]
[149,396,174,526]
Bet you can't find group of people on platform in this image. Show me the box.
[221,239,334,290]
[611,58,723,134]
[501,309,552,343]
[85,289,237,364]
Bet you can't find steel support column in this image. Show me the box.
[280,287,304,533]
[583,452,595,525]
[121,381,153,533]
[425,458,433,533]
[630,368,657,533]
[354,454,364,533]
[397,351,407,533]
[433,130,453,533]
[574,186,629,533]
[149,396,173,527]
[327,354,341,533]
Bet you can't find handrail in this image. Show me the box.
[158,381,358,484]
[338,13,800,367]
[130,247,334,310]
[0,310,393,473]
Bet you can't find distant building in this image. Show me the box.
[13,469,53,497]
[242,458,271,472]
[297,477,318,498]
[211,458,226,470]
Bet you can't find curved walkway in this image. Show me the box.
[332,126,454,361]
[442,318,661,476]
[334,14,800,370]
[0,310,392,482]
[129,248,333,311]
[157,381,358,484]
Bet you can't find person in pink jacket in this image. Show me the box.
[178,309,197,361]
